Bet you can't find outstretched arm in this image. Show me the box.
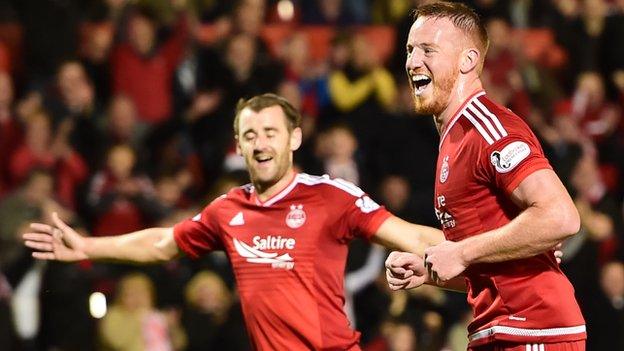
[424,169,580,284]
[23,212,180,264]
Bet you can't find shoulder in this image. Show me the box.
[461,94,537,148]
[202,184,251,211]
[296,173,366,199]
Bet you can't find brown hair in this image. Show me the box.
[233,93,302,136]
[413,2,489,61]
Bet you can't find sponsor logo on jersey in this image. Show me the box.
[233,235,295,270]
[434,195,456,229]
[355,196,380,213]
[440,155,450,183]
[490,141,530,173]
[285,204,306,228]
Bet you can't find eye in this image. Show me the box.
[244,133,256,141]
[406,45,413,56]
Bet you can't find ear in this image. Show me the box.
[290,127,302,151]
[460,48,480,74]
[235,136,242,156]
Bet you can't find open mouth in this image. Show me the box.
[411,74,432,95]
[255,155,273,164]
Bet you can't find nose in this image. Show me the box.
[253,133,270,151]
[405,50,424,74]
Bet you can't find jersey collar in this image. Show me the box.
[251,172,299,207]
[439,90,486,149]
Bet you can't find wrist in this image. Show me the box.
[457,239,474,266]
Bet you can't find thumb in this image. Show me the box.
[52,212,76,239]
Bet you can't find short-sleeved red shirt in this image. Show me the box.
[434,91,586,347]
[174,173,391,350]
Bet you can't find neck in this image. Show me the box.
[255,168,296,202]
[433,76,484,135]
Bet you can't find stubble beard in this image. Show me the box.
[412,70,457,116]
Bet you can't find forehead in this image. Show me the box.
[407,16,463,45]
[238,105,288,132]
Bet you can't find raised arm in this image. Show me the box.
[23,212,179,264]
[424,168,580,284]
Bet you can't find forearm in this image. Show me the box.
[425,275,466,292]
[373,216,444,256]
[84,227,177,263]
[460,206,575,264]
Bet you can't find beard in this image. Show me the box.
[412,69,457,116]
[246,149,291,191]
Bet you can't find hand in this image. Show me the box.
[424,240,468,285]
[385,251,427,291]
[22,212,89,262]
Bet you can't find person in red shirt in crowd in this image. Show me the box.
[111,2,190,124]
[385,2,585,350]
[87,144,158,236]
[9,110,87,209]
[0,71,21,196]
[23,93,450,351]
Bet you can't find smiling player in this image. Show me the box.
[385,2,586,351]
[23,93,445,350]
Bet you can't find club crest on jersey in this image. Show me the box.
[286,204,306,229]
[490,141,530,173]
[439,155,450,183]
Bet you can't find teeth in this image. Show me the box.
[412,74,430,82]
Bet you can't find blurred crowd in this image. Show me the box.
[0,0,623,350]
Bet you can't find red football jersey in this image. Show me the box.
[434,91,586,347]
[174,173,391,350]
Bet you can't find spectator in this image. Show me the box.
[49,60,106,171]
[181,270,249,351]
[0,71,21,195]
[99,272,187,351]
[9,110,88,208]
[88,144,161,236]
[584,261,624,350]
[111,3,190,124]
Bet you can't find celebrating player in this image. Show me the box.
[23,93,445,350]
[385,2,586,350]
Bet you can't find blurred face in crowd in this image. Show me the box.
[235,0,265,35]
[155,177,182,207]
[107,145,136,180]
[85,25,113,63]
[117,274,154,311]
[486,18,510,52]
[186,271,231,315]
[576,72,605,105]
[24,172,54,205]
[406,17,465,115]
[57,62,94,110]
[380,176,411,212]
[600,261,624,299]
[129,14,156,56]
[236,106,302,191]
[108,95,138,139]
[351,35,376,71]
[325,126,357,162]
[226,34,257,80]
[0,71,14,108]
[382,321,417,351]
[26,112,52,152]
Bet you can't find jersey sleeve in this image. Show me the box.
[477,132,552,195]
[173,198,224,259]
[328,179,392,241]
